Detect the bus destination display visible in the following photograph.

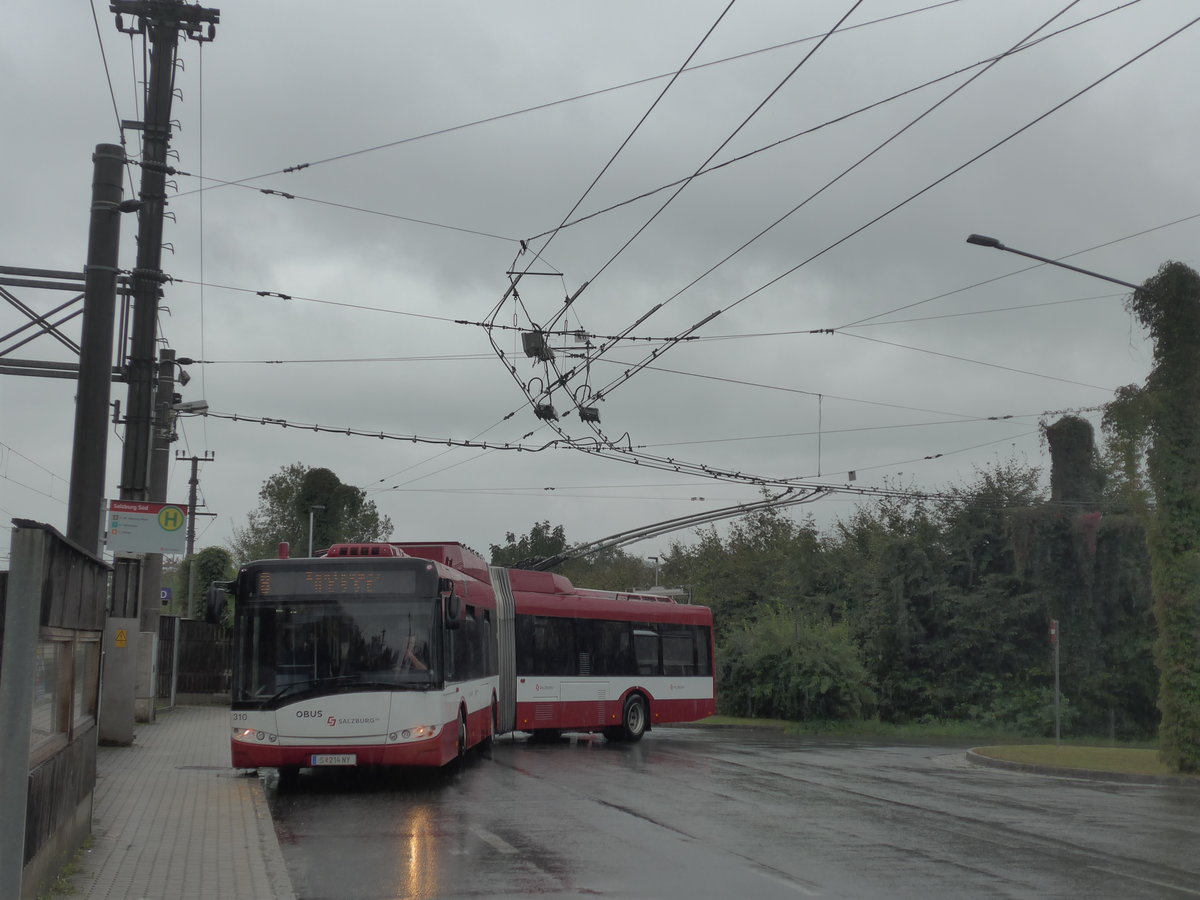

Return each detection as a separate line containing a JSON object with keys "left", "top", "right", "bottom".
{"left": 256, "top": 568, "right": 417, "bottom": 597}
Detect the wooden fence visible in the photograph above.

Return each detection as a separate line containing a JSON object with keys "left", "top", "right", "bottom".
{"left": 0, "top": 521, "right": 108, "bottom": 900}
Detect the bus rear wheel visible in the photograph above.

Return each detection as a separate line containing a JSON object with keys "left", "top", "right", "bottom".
{"left": 609, "top": 694, "right": 647, "bottom": 742}
{"left": 456, "top": 710, "right": 468, "bottom": 766}
{"left": 481, "top": 695, "right": 498, "bottom": 750}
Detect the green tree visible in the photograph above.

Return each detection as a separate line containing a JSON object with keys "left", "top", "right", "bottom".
{"left": 1101, "top": 383, "right": 1154, "bottom": 513}
{"left": 1105, "top": 261, "right": 1200, "bottom": 771}
{"left": 663, "top": 504, "right": 823, "bottom": 643}
{"left": 824, "top": 493, "right": 949, "bottom": 721}
{"left": 489, "top": 521, "right": 568, "bottom": 568}
{"left": 559, "top": 546, "right": 656, "bottom": 593}
{"left": 820, "top": 462, "right": 1068, "bottom": 730}
{"left": 487, "top": 521, "right": 672, "bottom": 592}
{"left": 661, "top": 451, "right": 1157, "bottom": 738}
{"left": 926, "top": 461, "right": 1049, "bottom": 727}
{"left": 172, "top": 545, "right": 234, "bottom": 620}
{"left": 229, "top": 463, "right": 392, "bottom": 564}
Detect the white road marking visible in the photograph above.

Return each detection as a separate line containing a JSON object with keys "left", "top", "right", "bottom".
{"left": 1089, "top": 866, "right": 1200, "bottom": 896}
{"left": 472, "top": 827, "right": 518, "bottom": 855}
{"left": 759, "top": 869, "right": 821, "bottom": 896}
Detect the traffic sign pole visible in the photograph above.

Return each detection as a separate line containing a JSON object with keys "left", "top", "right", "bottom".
{"left": 1050, "top": 619, "right": 1061, "bottom": 746}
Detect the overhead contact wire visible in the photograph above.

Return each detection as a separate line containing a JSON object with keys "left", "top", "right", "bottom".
{"left": 584, "top": 6, "right": 1196, "bottom": 408}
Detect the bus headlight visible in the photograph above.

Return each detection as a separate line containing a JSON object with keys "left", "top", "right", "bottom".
{"left": 392, "top": 725, "right": 441, "bottom": 742}
{"left": 233, "top": 727, "right": 276, "bottom": 743}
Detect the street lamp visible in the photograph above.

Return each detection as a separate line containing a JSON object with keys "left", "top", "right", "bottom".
{"left": 965, "top": 234, "right": 1139, "bottom": 290}
{"left": 308, "top": 505, "right": 325, "bottom": 557}
{"left": 648, "top": 556, "right": 660, "bottom": 587}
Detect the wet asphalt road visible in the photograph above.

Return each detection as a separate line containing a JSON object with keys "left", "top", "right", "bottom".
{"left": 266, "top": 726, "right": 1200, "bottom": 899}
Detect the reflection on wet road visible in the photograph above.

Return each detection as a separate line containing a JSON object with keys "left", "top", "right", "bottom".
{"left": 267, "top": 727, "right": 1200, "bottom": 899}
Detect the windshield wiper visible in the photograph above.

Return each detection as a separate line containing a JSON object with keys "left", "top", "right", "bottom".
{"left": 264, "top": 674, "right": 354, "bottom": 704}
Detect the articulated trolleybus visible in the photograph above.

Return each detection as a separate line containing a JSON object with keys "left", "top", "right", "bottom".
{"left": 230, "top": 541, "right": 715, "bottom": 773}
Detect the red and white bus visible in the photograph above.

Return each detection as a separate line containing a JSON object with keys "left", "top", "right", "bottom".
{"left": 499, "top": 567, "right": 715, "bottom": 741}
{"left": 229, "top": 541, "right": 715, "bottom": 774}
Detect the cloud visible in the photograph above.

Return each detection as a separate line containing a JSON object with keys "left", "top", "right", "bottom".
{"left": 3, "top": 1, "right": 1196, "bottom": 568}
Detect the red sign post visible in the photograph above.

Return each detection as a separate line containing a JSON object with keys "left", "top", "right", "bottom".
{"left": 1050, "top": 618, "right": 1061, "bottom": 745}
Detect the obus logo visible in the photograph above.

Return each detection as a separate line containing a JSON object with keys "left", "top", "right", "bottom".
{"left": 534, "top": 682, "right": 555, "bottom": 692}
{"left": 296, "top": 710, "right": 323, "bottom": 718}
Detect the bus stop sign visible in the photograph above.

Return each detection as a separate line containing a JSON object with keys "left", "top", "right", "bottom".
{"left": 107, "top": 500, "right": 188, "bottom": 554}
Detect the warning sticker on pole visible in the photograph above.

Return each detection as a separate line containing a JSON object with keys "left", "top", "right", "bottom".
{"left": 107, "top": 500, "right": 188, "bottom": 554}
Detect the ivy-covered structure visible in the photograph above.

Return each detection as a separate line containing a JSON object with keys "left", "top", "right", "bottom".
{"left": 1106, "top": 261, "right": 1200, "bottom": 772}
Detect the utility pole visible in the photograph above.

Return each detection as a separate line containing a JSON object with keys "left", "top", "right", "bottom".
{"left": 66, "top": 144, "right": 128, "bottom": 554}
{"left": 179, "top": 450, "right": 215, "bottom": 558}
{"left": 178, "top": 450, "right": 215, "bottom": 616}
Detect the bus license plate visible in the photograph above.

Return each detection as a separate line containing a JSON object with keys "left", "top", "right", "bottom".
{"left": 310, "top": 754, "right": 356, "bottom": 766}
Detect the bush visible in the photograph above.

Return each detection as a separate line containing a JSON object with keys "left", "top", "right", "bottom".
{"left": 718, "top": 609, "right": 876, "bottom": 721}
{"left": 978, "top": 686, "right": 1075, "bottom": 737}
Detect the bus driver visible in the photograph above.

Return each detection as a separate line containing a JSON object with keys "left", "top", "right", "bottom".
{"left": 400, "top": 635, "right": 428, "bottom": 671}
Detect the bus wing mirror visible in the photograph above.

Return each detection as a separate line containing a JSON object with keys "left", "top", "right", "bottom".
{"left": 204, "top": 581, "right": 232, "bottom": 624}
{"left": 440, "top": 577, "right": 462, "bottom": 629}
{"left": 445, "top": 592, "right": 462, "bottom": 629}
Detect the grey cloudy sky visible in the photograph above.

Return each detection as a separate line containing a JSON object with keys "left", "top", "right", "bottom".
{"left": 3, "top": 0, "right": 1198, "bottom": 568}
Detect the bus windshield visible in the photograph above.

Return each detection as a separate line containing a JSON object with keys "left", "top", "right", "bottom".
{"left": 233, "top": 596, "right": 439, "bottom": 706}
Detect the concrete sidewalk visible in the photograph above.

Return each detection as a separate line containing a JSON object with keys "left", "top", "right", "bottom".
{"left": 72, "top": 705, "right": 296, "bottom": 900}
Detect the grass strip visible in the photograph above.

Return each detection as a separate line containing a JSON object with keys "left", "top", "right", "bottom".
{"left": 971, "top": 745, "right": 1192, "bottom": 777}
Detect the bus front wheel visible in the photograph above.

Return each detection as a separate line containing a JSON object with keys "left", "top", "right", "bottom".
{"left": 456, "top": 710, "right": 468, "bottom": 767}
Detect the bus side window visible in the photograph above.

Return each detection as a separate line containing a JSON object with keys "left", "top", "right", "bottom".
{"left": 662, "top": 632, "right": 694, "bottom": 676}
{"left": 696, "top": 625, "right": 713, "bottom": 676}
{"left": 454, "top": 605, "right": 478, "bottom": 681}
{"left": 596, "top": 620, "right": 632, "bottom": 676}
{"left": 531, "top": 616, "right": 573, "bottom": 676}
{"left": 482, "top": 609, "right": 496, "bottom": 677}
{"left": 633, "top": 628, "right": 659, "bottom": 676}
{"left": 574, "top": 619, "right": 594, "bottom": 677}
{"left": 515, "top": 614, "right": 533, "bottom": 673}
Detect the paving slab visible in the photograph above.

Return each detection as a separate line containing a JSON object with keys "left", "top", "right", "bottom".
{"left": 73, "top": 705, "right": 295, "bottom": 900}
